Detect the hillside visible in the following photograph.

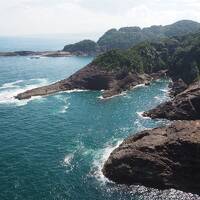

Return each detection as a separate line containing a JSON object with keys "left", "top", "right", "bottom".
{"left": 16, "top": 31, "right": 200, "bottom": 100}
{"left": 63, "top": 20, "right": 200, "bottom": 55}
{"left": 93, "top": 31, "right": 200, "bottom": 84}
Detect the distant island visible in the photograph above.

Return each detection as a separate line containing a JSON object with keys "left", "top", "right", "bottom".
{"left": 1, "top": 20, "right": 200, "bottom": 58}
{"left": 63, "top": 20, "right": 200, "bottom": 55}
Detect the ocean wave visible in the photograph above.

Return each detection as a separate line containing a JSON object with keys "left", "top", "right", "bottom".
{"left": 91, "top": 139, "right": 122, "bottom": 184}
{"left": 134, "top": 119, "right": 146, "bottom": 132}
{"left": 54, "top": 95, "right": 71, "bottom": 113}
{"left": 0, "top": 80, "right": 24, "bottom": 89}
{"left": 63, "top": 153, "right": 74, "bottom": 167}
{"left": 160, "top": 88, "right": 169, "bottom": 93}
{"left": 0, "top": 78, "right": 48, "bottom": 106}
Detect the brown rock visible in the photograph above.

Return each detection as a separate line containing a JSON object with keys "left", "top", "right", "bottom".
{"left": 102, "top": 120, "right": 200, "bottom": 195}
{"left": 15, "top": 64, "right": 152, "bottom": 100}
{"left": 143, "top": 81, "right": 200, "bottom": 120}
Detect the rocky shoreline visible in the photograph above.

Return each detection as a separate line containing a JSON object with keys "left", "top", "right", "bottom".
{"left": 16, "top": 64, "right": 166, "bottom": 100}
{"left": 102, "top": 80, "right": 200, "bottom": 195}
{"left": 103, "top": 120, "right": 200, "bottom": 195}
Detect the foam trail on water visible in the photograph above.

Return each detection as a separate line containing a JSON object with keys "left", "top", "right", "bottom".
{"left": 91, "top": 140, "right": 122, "bottom": 184}
{"left": 0, "top": 80, "right": 24, "bottom": 89}
{"left": 54, "top": 95, "right": 71, "bottom": 113}
{"left": 62, "top": 89, "right": 88, "bottom": 94}
{"left": 63, "top": 153, "right": 74, "bottom": 167}
{"left": 98, "top": 91, "right": 127, "bottom": 100}
{"left": 0, "top": 78, "right": 49, "bottom": 106}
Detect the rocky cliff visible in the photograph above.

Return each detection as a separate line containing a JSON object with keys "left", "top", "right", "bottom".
{"left": 103, "top": 120, "right": 200, "bottom": 195}
{"left": 16, "top": 64, "right": 152, "bottom": 100}
{"left": 144, "top": 81, "right": 200, "bottom": 120}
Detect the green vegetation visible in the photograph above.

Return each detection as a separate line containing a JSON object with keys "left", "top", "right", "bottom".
{"left": 93, "top": 32, "right": 200, "bottom": 84}
{"left": 63, "top": 20, "right": 200, "bottom": 55}
{"left": 63, "top": 40, "right": 98, "bottom": 55}
{"left": 97, "top": 20, "right": 200, "bottom": 52}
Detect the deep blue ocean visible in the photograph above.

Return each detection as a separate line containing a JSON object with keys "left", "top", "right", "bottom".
{"left": 0, "top": 38, "right": 198, "bottom": 200}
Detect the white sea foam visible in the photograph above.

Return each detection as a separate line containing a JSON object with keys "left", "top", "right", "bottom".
{"left": 0, "top": 80, "right": 24, "bottom": 89}
{"left": 63, "top": 153, "right": 74, "bottom": 167}
{"left": 98, "top": 91, "right": 127, "bottom": 100}
{"left": 160, "top": 88, "right": 169, "bottom": 93}
{"left": 92, "top": 140, "right": 122, "bottom": 184}
{"left": 62, "top": 89, "right": 88, "bottom": 94}
{"left": 59, "top": 104, "right": 70, "bottom": 113}
{"left": 98, "top": 84, "right": 145, "bottom": 100}
{"left": 131, "top": 83, "right": 146, "bottom": 89}
{"left": 136, "top": 111, "right": 150, "bottom": 119}
{"left": 55, "top": 95, "right": 71, "bottom": 113}
{"left": 0, "top": 78, "right": 48, "bottom": 106}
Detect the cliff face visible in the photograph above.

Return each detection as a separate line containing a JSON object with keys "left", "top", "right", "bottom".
{"left": 103, "top": 120, "right": 200, "bottom": 195}
{"left": 144, "top": 81, "right": 200, "bottom": 120}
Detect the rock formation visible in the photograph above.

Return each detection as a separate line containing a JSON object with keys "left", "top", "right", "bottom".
{"left": 16, "top": 64, "right": 153, "bottom": 100}
{"left": 144, "top": 81, "right": 200, "bottom": 120}
{"left": 103, "top": 120, "right": 200, "bottom": 195}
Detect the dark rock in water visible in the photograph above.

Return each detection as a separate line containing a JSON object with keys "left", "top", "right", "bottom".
{"left": 144, "top": 81, "right": 200, "bottom": 120}
{"left": 169, "top": 79, "right": 188, "bottom": 97}
{"left": 102, "top": 120, "right": 200, "bottom": 195}
{"left": 15, "top": 64, "right": 153, "bottom": 100}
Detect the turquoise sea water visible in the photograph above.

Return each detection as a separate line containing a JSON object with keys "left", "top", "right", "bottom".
{"left": 0, "top": 39, "right": 198, "bottom": 200}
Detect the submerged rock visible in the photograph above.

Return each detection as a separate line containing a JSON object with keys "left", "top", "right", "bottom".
{"left": 143, "top": 81, "right": 200, "bottom": 120}
{"left": 102, "top": 120, "right": 200, "bottom": 195}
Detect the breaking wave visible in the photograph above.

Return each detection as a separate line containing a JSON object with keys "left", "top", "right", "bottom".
{"left": 91, "top": 139, "right": 122, "bottom": 184}
{"left": 0, "top": 78, "right": 49, "bottom": 106}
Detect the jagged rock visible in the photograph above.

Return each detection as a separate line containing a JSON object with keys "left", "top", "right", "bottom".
{"left": 169, "top": 79, "right": 188, "bottom": 97}
{"left": 103, "top": 120, "right": 200, "bottom": 195}
{"left": 143, "top": 81, "right": 200, "bottom": 120}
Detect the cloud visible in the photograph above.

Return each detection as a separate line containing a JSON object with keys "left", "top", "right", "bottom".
{"left": 0, "top": 0, "right": 200, "bottom": 36}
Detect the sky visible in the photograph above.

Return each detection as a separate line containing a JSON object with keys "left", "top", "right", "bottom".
{"left": 0, "top": 0, "right": 200, "bottom": 37}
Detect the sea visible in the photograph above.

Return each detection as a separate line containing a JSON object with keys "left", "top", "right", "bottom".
{"left": 0, "top": 37, "right": 199, "bottom": 200}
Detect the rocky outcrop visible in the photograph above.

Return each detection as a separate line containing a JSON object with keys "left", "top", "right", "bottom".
{"left": 143, "top": 81, "right": 200, "bottom": 120}
{"left": 15, "top": 64, "right": 153, "bottom": 100}
{"left": 103, "top": 120, "right": 200, "bottom": 195}
{"left": 168, "top": 79, "right": 188, "bottom": 97}
{"left": 0, "top": 51, "right": 71, "bottom": 57}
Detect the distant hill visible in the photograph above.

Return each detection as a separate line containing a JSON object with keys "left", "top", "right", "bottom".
{"left": 93, "top": 31, "right": 200, "bottom": 84}
{"left": 63, "top": 20, "right": 200, "bottom": 55}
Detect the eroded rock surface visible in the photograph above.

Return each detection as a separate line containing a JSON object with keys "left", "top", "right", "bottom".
{"left": 144, "top": 81, "right": 200, "bottom": 120}
{"left": 103, "top": 120, "right": 200, "bottom": 195}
